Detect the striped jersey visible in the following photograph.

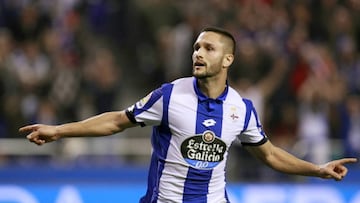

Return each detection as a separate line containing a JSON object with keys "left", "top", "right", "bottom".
{"left": 126, "top": 77, "right": 267, "bottom": 203}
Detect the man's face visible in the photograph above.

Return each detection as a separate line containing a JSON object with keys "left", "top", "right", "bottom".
{"left": 192, "top": 31, "right": 228, "bottom": 79}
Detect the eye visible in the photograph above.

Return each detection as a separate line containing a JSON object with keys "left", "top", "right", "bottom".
{"left": 193, "top": 44, "right": 200, "bottom": 51}
{"left": 206, "top": 45, "right": 214, "bottom": 51}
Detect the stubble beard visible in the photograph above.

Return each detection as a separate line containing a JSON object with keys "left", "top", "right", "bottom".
{"left": 193, "top": 69, "right": 207, "bottom": 79}
{"left": 193, "top": 63, "right": 222, "bottom": 80}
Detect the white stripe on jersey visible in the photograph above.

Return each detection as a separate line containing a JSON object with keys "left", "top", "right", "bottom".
{"left": 128, "top": 77, "right": 267, "bottom": 203}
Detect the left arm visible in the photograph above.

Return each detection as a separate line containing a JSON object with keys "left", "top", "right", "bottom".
{"left": 245, "top": 140, "right": 357, "bottom": 181}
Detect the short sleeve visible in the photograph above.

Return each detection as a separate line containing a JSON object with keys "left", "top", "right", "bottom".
{"left": 126, "top": 85, "right": 164, "bottom": 127}
{"left": 238, "top": 99, "right": 268, "bottom": 146}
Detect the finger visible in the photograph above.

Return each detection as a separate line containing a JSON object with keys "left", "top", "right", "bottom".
{"left": 332, "top": 173, "right": 342, "bottom": 181}
{"left": 324, "top": 168, "right": 342, "bottom": 181}
{"left": 27, "top": 132, "right": 45, "bottom": 145}
{"left": 337, "top": 158, "right": 358, "bottom": 165}
{"left": 19, "top": 125, "right": 38, "bottom": 133}
{"left": 27, "top": 134, "right": 39, "bottom": 143}
{"left": 35, "top": 140, "right": 45, "bottom": 146}
{"left": 26, "top": 131, "right": 39, "bottom": 140}
{"left": 335, "top": 165, "right": 348, "bottom": 176}
{"left": 29, "top": 136, "right": 45, "bottom": 145}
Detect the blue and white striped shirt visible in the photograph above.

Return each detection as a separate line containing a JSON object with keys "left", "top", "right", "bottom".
{"left": 126, "top": 77, "right": 267, "bottom": 203}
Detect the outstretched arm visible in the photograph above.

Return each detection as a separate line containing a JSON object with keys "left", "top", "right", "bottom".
{"left": 19, "top": 111, "right": 137, "bottom": 145}
{"left": 245, "top": 140, "right": 357, "bottom": 181}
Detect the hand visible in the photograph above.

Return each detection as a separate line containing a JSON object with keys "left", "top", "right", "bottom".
{"left": 19, "top": 124, "right": 60, "bottom": 145}
{"left": 318, "top": 158, "right": 358, "bottom": 181}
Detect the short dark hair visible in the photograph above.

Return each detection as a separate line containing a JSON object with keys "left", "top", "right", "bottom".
{"left": 201, "top": 27, "right": 236, "bottom": 55}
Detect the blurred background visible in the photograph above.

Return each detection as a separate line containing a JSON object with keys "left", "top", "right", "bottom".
{"left": 0, "top": 0, "right": 359, "bottom": 202}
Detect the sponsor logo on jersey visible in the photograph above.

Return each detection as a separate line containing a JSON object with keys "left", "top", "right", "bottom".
{"left": 202, "top": 119, "right": 216, "bottom": 127}
{"left": 180, "top": 130, "right": 227, "bottom": 169}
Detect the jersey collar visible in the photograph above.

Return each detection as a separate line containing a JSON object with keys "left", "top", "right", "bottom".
{"left": 192, "top": 77, "right": 228, "bottom": 103}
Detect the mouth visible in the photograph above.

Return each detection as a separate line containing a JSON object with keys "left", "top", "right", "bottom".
{"left": 193, "top": 61, "right": 206, "bottom": 69}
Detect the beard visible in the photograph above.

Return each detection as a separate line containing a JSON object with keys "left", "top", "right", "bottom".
{"left": 192, "top": 68, "right": 208, "bottom": 79}
{"left": 192, "top": 62, "right": 222, "bottom": 79}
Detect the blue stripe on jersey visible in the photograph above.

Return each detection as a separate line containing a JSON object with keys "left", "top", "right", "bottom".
{"left": 140, "top": 83, "right": 174, "bottom": 203}
{"left": 241, "top": 98, "right": 253, "bottom": 134}
{"left": 240, "top": 98, "right": 268, "bottom": 146}
{"left": 139, "top": 152, "right": 160, "bottom": 203}
{"left": 251, "top": 103, "right": 266, "bottom": 137}
{"left": 183, "top": 80, "right": 225, "bottom": 203}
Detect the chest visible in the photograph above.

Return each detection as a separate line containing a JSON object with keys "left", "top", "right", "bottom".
{"left": 166, "top": 93, "right": 245, "bottom": 146}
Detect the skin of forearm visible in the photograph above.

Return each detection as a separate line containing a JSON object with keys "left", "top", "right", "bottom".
{"left": 56, "top": 111, "right": 125, "bottom": 138}
{"left": 264, "top": 145, "right": 321, "bottom": 177}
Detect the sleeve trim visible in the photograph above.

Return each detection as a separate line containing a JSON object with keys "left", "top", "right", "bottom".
{"left": 125, "top": 109, "right": 145, "bottom": 127}
{"left": 241, "top": 137, "right": 268, "bottom": 146}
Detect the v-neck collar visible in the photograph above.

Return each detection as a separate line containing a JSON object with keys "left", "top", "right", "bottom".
{"left": 192, "top": 77, "right": 228, "bottom": 103}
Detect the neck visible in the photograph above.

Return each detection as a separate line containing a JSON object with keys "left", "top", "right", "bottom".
{"left": 196, "top": 75, "right": 227, "bottom": 99}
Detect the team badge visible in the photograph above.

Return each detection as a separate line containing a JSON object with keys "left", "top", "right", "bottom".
{"left": 202, "top": 130, "right": 215, "bottom": 143}
{"left": 229, "top": 106, "right": 239, "bottom": 121}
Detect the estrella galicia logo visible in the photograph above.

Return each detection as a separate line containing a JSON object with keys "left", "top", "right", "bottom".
{"left": 180, "top": 130, "right": 227, "bottom": 170}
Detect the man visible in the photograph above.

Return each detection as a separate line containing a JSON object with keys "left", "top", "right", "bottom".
{"left": 20, "top": 27, "right": 357, "bottom": 203}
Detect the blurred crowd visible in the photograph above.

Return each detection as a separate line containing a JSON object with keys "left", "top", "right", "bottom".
{"left": 0, "top": 0, "right": 359, "bottom": 180}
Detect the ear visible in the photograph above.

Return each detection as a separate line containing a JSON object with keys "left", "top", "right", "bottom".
{"left": 223, "top": 54, "right": 234, "bottom": 68}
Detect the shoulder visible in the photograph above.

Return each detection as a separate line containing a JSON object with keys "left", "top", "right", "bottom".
{"left": 226, "top": 85, "right": 245, "bottom": 102}
{"left": 170, "top": 77, "right": 193, "bottom": 85}
{"left": 153, "top": 77, "right": 193, "bottom": 99}
{"left": 166, "top": 77, "right": 194, "bottom": 92}
{"left": 157, "top": 77, "right": 192, "bottom": 90}
{"left": 225, "top": 85, "right": 256, "bottom": 115}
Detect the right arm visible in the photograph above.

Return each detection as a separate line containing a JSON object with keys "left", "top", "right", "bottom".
{"left": 245, "top": 140, "right": 357, "bottom": 181}
{"left": 19, "top": 110, "right": 137, "bottom": 145}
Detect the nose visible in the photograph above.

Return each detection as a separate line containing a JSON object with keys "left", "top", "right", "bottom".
{"left": 193, "top": 48, "right": 204, "bottom": 60}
